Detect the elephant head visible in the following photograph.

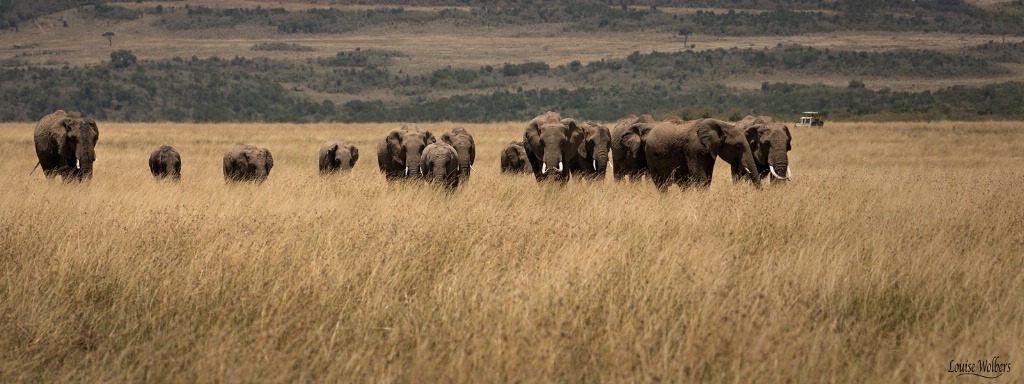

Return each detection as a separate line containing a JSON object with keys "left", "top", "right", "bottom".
{"left": 523, "top": 112, "right": 585, "bottom": 182}
{"left": 319, "top": 141, "right": 359, "bottom": 175}
{"left": 737, "top": 116, "right": 793, "bottom": 183}
{"left": 574, "top": 122, "right": 611, "bottom": 179}
{"left": 500, "top": 141, "right": 530, "bottom": 173}
{"left": 611, "top": 114, "right": 655, "bottom": 181}
{"left": 696, "top": 119, "right": 761, "bottom": 188}
{"left": 440, "top": 127, "right": 475, "bottom": 181}
{"left": 33, "top": 110, "right": 99, "bottom": 182}
{"left": 420, "top": 142, "right": 460, "bottom": 189}
{"left": 378, "top": 124, "right": 436, "bottom": 179}
{"left": 223, "top": 144, "right": 273, "bottom": 183}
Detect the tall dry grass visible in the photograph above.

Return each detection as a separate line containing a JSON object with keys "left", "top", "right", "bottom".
{"left": 1, "top": 121, "right": 1021, "bottom": 382}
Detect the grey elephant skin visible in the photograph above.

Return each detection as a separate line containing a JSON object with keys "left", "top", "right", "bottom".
{"left": 420, "top": 142, "right": 460, "bottom": 190}
{"left": 645, "top": 118, "right": 761, "bottom": 190}
{"left": 499, "top": 141, "right": 530, "bottom": 173}
{"left": 610, "top": 114, "right": 656, "bottom": 181}
{"left": 33, "top": 110, "right": 99, "bottom": 182}
{"left": 319, "top": 141, "right": 359, "bottom": 175}
{"left": 440, "top": 127, "right": 475, "bottom": 182}
{"left": 522, "top": 111, "right": 586, "bottom": 182}
{"left": 734, "top": 115, "right": 793, "bottom": 183}
{"left": 149, "top": 145, "right": 181, "bottom": 181}
{"left": 571, "top": 121, "right": 611, "bottom": 180}
{"left": 223, "top": 144, "right": 274, "bottom": 183}
{"left": 377, "top": 124, "right": 436, "bottom": 180}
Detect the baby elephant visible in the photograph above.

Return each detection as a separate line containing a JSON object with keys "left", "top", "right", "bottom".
{"left": 500, "top": 141, "right": 530, "bottom": 173}
{"left": 223, "top": 144, "right": 273, "bottom": 183}
{"left": 318, "top": 141, "right": 359, "bottom": 175}
{"left": 420, "top": 142, "right": 460, "bottom": 189}
{"left": 149, "top": 145, "right": 181, "bottom": 181}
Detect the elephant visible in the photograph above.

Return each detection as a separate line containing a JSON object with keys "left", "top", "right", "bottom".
{"left": 570, "top": 121, "right": 612, "bottom": 180}
{"left": 522, "top": 111, "right": 586, "bottom": 182}
{"left": 420, "top": 142, "right": 460, "bottom": 190}
{"left": 645, "top": 118, "right": 761, "bottom": 190}
{"left": 149, "top": 145, "right": 181, "bottom": 181}
{"left": 223, "top": 144, "right": 274, "bottom": 183}
{"left": 500, "top": 141, "right": 531, "bottom": 173}
{"left": 377, "top": 124, "right": 436, "bottom": 180}
{"left": 319, "top": 141, "right": 359, "bottom": 175}
{"left": 610, "top": 114, "right": 656, "bottom": 181}
{"left": 440, "top": 127, "right": 475, "bottom": 182}
{"left": 32, "top": 110, "right": 99, "bottom": 182}
{"left": 733, "top": 115, "right": 793, "bottom": 183}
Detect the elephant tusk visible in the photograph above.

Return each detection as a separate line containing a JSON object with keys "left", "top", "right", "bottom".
{"left": 744, "top": 167, "right": 751, "bottom": 175}
{"left": 470, "top": 165, "right": 475, "bottom": 171}
{"left": 593, "top": 159, "right": 597, "bottom": 171}
{"left": 76, "top": 159, "right": 80, "bottom": 169}
{"left": 542, "top": 163, "right": 548, "bottom": 174}
{"left": 786, "top": 166, "right": 792, "bottom": 180}
{"left": 769, "top": 165, "right": 790, "bottom": 180}
{"left": 405, "top": 166, "right": 409, "bottom": 176}
{"left": 557, "top": 161, "right": 563, "bottom": 172}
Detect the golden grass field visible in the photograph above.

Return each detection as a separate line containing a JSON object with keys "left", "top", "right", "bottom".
{"left": 1, "top": 120, "right": 1021, "bottom": 382}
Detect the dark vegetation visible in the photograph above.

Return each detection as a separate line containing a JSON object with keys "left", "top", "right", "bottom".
{"left": 3, "top": 43, "right": 1023, "bottom": 123}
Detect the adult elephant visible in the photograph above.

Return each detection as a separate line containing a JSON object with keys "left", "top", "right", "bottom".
{"left": 522, "top": 111, "right": 585, "bottom": 182}
{"left": 734, "top": 115, "right": 793, "bottom": 183}
{"left": 440, "top": 127, "right": 475, "bottom": 182}
{"left": 223, "top": 144, "right": 274, "bottom": 183}
{"left": 319, "top": 141, "right": 359, "bottom": 175}
{"left": 571, "top": 122, "right": 611, "bottom": 180}
{"left": 377, "top": 124, "right": 436, "bottom": 180}
{"left": 610, "top": 114, "right": 656, "bottom": 181}
{"left": 32, "top": 110, "right": 99, "bottom": 182}
{"left": 420, "top": 142, "right": 460, "bottom": 190}
{"left": 500, "top": 141, "right": 530, "bottom": 173}
{"left": 149, "top": 145, "right": 181, "bottom": 181}
{"left": 645, "top": 118, "right": 761, "bottom": 190}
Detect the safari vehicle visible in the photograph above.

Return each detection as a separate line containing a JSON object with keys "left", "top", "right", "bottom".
{"left": 796, "top": 112, "right": 825, "bottom": 127}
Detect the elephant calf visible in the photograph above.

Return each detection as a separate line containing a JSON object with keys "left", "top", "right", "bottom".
{"left": 319, "top": 141, "right": 359, "bottom": 175}
{"left": 420, "top": 142, "right": 460, "bottom": 190}
{"left": 223, "top": 144, "right": 273, "bottom": 183}
{"left": 149, "top": 145, "right": 181, "bottom": 181}
{"left": 440, "top": 127, "right": 475, "bottom": 182}
{"left": 500, "top": 141, "right": 530, "bottom": 173}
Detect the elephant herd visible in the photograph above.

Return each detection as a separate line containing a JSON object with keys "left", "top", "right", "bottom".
{"left": 31, "top": 110, "right": 792, "bottom": 189}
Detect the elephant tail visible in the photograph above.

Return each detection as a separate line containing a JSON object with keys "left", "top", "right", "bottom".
{"left": 29, "top": 162, "right": 40, "bottom": 176}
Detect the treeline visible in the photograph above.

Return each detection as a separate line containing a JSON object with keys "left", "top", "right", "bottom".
{"left": 74, "top": 1, "right": 1024, "bottom": 36}
{"left": 2, "top": 51, "right": 1023, "bottom": 123}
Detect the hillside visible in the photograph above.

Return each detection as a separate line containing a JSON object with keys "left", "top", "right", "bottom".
{"left": 2, "top": 0, "right": 1024, "bottom": 122}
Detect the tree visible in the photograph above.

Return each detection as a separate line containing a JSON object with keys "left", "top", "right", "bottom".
{"left": 110, "top": 50, "right": 137, "bottom": 69}
{"left": 102, "top": 31, "right": 115, "bottom": 46}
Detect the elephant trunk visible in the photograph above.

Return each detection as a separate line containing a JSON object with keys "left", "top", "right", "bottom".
{"left": 767, "top": 149, "right": 790, "bottom": 183}
{"left": 540, "top": 148, "right": 566, "bottom": 179}
{"left": 594, "top": 148, "right": 610, "bottom": 175}
{"left": 77, "top": 147, "right": 95, "bottom": 180}
{"left": 432, "top": 163, "right": 447, "bottom": 184}
{"left": 458, "top": 154, "right": 471, "bottom": 180}
{"left": 742, "top": 155, "right": 761, "bottom": 188}
{"left": 337, "top": 154, "right": 352, "bottom": 171}
{"left": 406, "top": 153, "right": 422, "bottom": 178}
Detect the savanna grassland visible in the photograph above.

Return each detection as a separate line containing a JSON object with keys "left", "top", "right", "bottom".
{"left": 1, "top": 120, "right": 1022, "bottom": 382}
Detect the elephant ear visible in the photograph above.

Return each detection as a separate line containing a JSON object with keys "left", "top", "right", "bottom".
{"left": 424, "top": 131, "right": 437, "bottom": 145}
{"left": 85, "top": 118, "right": 98, "bottom": 142}
{"left": 56, "top": 117, "right": 76, "bottom": 159}
{"left": 440, "top": 132, "right": 453, "bottom": 145}
{"left": 697, "top": 120, "right": 725, "bottom": 158}
{"left": 745, "top": 124, "right": 765, "bottom": 150}
{"left": 784, "top": 125, "right": 792, "bottom": 151}
{"left": 263, "top": 149, "right": 274, "bottom": 172}
{"left": 349, "top": 145, "right": 359, "bottom": 166}
{"left": 563, "top": 118, "right": 585, "bottom": 149}
{"left": 524, "top": 119, "right": 542, "bottom": 148}
{"left": 468, "top": 137, "right": 476, "bottom": 164}
{"left": 387, "top": 129, "right": 403, "bottom": 160}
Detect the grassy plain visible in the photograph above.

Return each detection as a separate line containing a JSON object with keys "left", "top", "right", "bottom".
{"left": 0, "top": 120, "right": 1021, "bottom": 382}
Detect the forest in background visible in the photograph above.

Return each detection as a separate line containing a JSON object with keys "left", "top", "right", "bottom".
{"left": 2, "top": 0, "right": 1024, "bottom": 122}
